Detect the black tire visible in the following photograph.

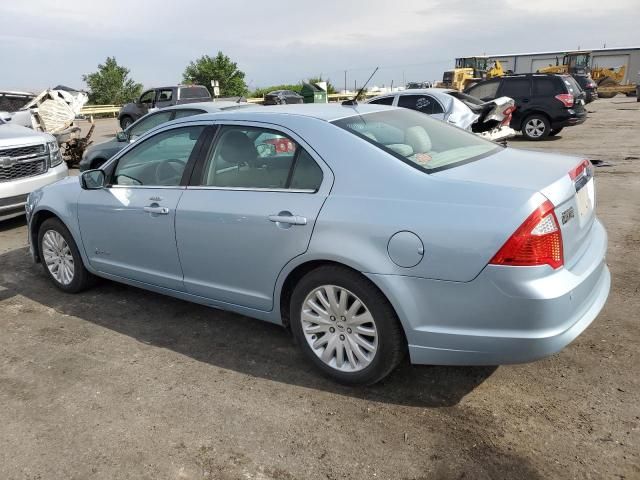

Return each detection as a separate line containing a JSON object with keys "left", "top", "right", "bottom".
{"left": 119, "top": 116, "right": 134, "bottom": 130}
{"left": 290, "top": 266, "right": 405, "bottom": 385}
{"left": 38, "top": 218, "right": 95, "bottom": 293}
{"left": 549, "top": 127, "right": 563, "bottom": 137}
{"left": 521, "top": 114, "right": 551, "bottom": 141}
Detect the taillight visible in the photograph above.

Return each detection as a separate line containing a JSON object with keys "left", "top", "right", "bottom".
{"left": 501, "top": 106, "right": 516, "bottom": 126}
{"left": 568, "top": 159, "right": 592, "bottom": 181}
{"left": 489, "top": 199, "right": 563, "bottom": 269}
{"left": 555, "top": 93, "right": 574, "bottom": 107}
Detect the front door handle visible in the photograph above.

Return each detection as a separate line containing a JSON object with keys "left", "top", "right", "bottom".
{"left": 268, "top": 213, "right": 307, "bottom": 225}
{"left": 144, "top": 205, "right": 170, "bottom": 215}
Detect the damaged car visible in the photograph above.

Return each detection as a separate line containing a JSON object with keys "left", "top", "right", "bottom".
{"left": 367, "top": 88, "right": 516, "bottom": 142}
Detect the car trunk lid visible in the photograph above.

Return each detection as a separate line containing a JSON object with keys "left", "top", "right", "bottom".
{"left": 434, "top": 148, "right": 596, "bottom": 270}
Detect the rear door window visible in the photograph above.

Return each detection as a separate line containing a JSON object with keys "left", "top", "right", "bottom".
{"left": 398, "top": 95, "right": 444, "bottom": 115}
{"left": 499, "top": 78, "right": 531, "bottom": 98}
{"left": 533, "top": 77, "right": 562, "bottom": 96}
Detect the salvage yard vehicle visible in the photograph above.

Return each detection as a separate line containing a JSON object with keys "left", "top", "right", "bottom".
{"left": 263, "top": 90, "right": 304, "bottom": 105}
{"left": 1, "top": 88, "right": 93, "bottom": 167}
{"left": 465, "top": 74, "right": 587, "bottom": 140}
{"left": 574, "top": 74, "right": 598, "bottom": 103}
{"left": 367, "top": 88, "right": 516, "bottom": 142}
{"left": 26, "top": 104, "right": 610, "bottom": 385}
{"left": 80, "top": 101, "right": 256, "bottom": 171}
{"left": 0, "top": 116, "right": 67, "bottom": 221}
{"left": 440, "top": 56, "right": 505, "bottom": 91}
{"left": 117, "top": 85, "right": 212, "bottom": 130}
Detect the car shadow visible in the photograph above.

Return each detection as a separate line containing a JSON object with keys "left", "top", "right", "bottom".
{"left": 508, "top": 135, "right": 562, "bottom": 143}
{"left": 0, "top": 215, "right": 26, "bottom": 232}
{"left": 0, "top": 247, "right": 496, "bottom": 408}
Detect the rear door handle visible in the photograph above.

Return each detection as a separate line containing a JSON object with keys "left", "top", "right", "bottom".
{"left": 268, "top": 214, "right": 307, "bottom": 225}
{"left": 144, "top": 206, "right": 170, "bottom": 215}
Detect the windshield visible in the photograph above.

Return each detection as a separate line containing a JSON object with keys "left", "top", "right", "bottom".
{"left": 332, "top": 109, "right": 500, "bottom": 173}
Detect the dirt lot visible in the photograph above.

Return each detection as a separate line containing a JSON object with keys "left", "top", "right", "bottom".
{"left": 1, "top": 98, "right": 639, "bottom": 480}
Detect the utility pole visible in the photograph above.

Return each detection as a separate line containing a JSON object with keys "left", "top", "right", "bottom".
{"left": 344, "top": 70, "right": 347, "bottom": 93}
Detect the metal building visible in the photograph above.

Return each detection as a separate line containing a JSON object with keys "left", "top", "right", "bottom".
{"left": 488, "top": 46, "right": 640, "bottom": 83}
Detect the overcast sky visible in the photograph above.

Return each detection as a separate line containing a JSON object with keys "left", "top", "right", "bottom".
{"left": 1, "top": 0, "right": 638, "bottom": 93}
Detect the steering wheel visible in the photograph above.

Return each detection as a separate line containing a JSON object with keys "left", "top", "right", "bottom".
{"left": 154, "top": 159, "right": 185, "bottom": 185}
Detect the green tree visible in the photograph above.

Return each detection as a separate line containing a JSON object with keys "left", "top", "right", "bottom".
{"left": 183, "top": 52, "right": 247, "bottom": 97}
{"left": 82, "top": 57, "right": 142, "bottom": 105}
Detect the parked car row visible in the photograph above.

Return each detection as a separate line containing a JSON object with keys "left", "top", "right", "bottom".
{"left": 25, "top": 102, "right": 609, "bottom": 385}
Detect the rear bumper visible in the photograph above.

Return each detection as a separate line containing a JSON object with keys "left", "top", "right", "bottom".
{"left": 552, "top": 110, "right": 587, "bottom": 129}
{"left": 0, "top": 163, "right": 68, "bottom": 221}
{"left": 367, "top": 218, "right": 610, "bottom": 365}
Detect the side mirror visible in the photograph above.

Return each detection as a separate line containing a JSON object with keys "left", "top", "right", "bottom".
{"left": 116, "top": 131, "right": 128, "bottom": 142}
{"left": 80, "top": 169, "right": 106, "bottom": 190}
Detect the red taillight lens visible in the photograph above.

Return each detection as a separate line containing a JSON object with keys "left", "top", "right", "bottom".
{"left": 501, "top": 106, "right": 516, "bottom": 126}
{"left": 489, "top": 200, "right": 564, "bottom": 269}
{"left": 568, "top": 159, "right": 592, "bottom": 181}
{"left": 555, "top": 93, "right": 574, "bottom": 107}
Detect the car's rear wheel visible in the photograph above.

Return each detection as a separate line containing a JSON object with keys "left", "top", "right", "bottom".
{"left": 290, "top": 266, "right": 405, "bottom": 385}
{"left": 119, "top": 116, "right": 133, "bottom": 130}
{"left": 38, "top": 218, "right": 95, "bottom": 293}
{"left": 549, "top": 127, "right": 563, "bottom": 136}
{"left": 522, "top": 114, "right": 550, "bottom": 140}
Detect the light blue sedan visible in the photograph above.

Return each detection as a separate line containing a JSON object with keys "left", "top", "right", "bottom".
{"left": 25, "top": 104, "right": 610, "bottom": 385}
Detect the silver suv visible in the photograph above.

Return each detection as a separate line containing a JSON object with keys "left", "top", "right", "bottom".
{"left": 0, "top": 116, "right": 68, "bottom": 221}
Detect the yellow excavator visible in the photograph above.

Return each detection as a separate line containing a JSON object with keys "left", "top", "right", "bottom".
{"left": 537, "top": 51, "right": 635, "bottom": 98}
{"left": 440, "top": 57, "right": 505, "bottom": 91}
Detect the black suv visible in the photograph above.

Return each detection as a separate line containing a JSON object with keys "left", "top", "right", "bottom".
{"left": 465, "top": 74, "right": 587, "bottom": 140}
{"left": 117, "top": 85, "right": 211, "bottom": 129}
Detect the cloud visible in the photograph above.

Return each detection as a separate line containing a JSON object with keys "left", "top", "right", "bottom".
{"left": 0, "top": 0, "right": 637, "bottom": 92}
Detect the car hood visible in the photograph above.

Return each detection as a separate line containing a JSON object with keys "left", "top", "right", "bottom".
{"left": 0, "top": 123, "right": 53, "bottom": 147}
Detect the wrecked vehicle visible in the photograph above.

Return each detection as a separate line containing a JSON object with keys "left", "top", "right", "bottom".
{"left": 367, "top": 88, "right": 516, "bottom": 142}
{"left": 1, "top": 88, "right": 93, "bottom": 167}
{"left": 117, "top": 85, "right": 212, "bottom": 129}
{"left": 0, "top": 115, "right": 68, "bottom": 221}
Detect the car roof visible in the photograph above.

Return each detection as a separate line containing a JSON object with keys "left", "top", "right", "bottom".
{"left": 370, "top": 88, "right": 455, "bottom": 97}
{"left": 171, "top": 103, "right": 397, "bottom": 123}
{"left": 162, "top": 101, "right": 254, "bottom": 112}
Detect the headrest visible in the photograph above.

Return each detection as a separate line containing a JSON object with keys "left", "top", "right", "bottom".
{"left": 405, "top": 126, "right": 432, "bottom": 153}
{"left": 218, "top": 130, "right": 256, "bottom": 165}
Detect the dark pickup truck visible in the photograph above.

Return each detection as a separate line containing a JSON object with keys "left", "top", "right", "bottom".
{"left": 117, "top": 85, "right": 211, "bottom": 129}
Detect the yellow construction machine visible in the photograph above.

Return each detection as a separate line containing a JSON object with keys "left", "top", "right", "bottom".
{"left": 440, "top": 57, "right": 505, "bottom": 91}
{"left": 537, "top": 51, "right": 635, "bottom": 98}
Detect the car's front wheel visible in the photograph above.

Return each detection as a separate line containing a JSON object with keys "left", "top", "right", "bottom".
{"left": 522, "top": 114, "right": 551, "bottom": 140}
{"left": 290, "top": 266, "right": 405, "bottom": 385}
{"left": 38, "top": 218, "right": 95, "bottom": 293}
{"left": 119, "top": 116, "right": 134, "bottom": 130}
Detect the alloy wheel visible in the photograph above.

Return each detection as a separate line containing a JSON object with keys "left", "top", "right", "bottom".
{"left": 525, "top": 118, "right": 546, "bottom": 138}
{"left": 42, "top": 230, "right": 75, "bottom": 285}
{"left": 301, "top": 285, "right": 378, "bottom": 372}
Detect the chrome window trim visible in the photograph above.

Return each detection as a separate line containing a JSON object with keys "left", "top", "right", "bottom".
{"left": 108, "top": 185, "right": 186, "bottom": 190}
{"left": 185, "top": 185, "right": 316, "bottom": 194}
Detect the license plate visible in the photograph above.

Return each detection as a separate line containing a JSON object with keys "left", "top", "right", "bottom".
{"left": 576, "top": 178, "right": 594, "bottom": 220}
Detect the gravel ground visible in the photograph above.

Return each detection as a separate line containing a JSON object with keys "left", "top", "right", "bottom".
{"left": 0, "top": 98, "right": 638, "bottom": 480}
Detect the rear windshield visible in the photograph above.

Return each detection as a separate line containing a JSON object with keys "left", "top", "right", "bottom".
{"left": 179, "top": 86, "right": 211, "bottom": 99}
{"left": 446, "top": 90, "right": 484, "bottom": 106}
{"left": 562, "top": 76, "right": 583, "bottom": 95}
{"left": 332, "top": 109, "right": 500, "bottom": 173}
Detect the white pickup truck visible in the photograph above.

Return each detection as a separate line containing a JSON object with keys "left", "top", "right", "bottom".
{"left": 0, "top": 116, "right": 68, "bottom": 221}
